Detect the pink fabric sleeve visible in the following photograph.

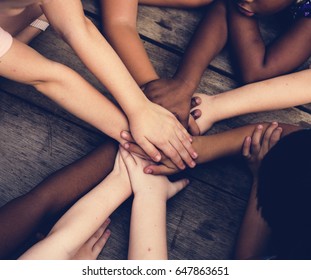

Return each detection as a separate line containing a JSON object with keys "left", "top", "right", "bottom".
{"left": 0, "top": 27, "right": 13, "bottom": 58}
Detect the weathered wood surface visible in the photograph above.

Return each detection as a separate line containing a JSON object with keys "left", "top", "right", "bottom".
{"left": 1, "top": 0, "right": 311, "bottom": 260}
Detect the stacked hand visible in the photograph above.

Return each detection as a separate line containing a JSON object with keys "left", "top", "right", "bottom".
{"left": 143, "top": 78, "right": 200, "bottom": 135}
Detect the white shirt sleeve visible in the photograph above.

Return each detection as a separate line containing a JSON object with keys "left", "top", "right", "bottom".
{"left": 0, "top": 27, "right": 13, "bottom": 58}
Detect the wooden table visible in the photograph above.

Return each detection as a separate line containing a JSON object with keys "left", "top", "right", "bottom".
{"left": 0, "top": 0, "right": 310, "bottom": 260}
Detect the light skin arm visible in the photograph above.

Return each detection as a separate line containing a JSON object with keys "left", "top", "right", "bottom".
{"left": 119, "top": 148, "right": 188, "bottom": 260}
{"left": 143, "top": 0, "right": 227, "bottom": 129}
{"left": 140, "top": 0, "right": 214, "bottom": 8}
{"left": 19, "top": 151, "right": 132, "bottom": 260}
{"left": 100, "top": 0, "right": 159, "bottom": 87}
{"left": 42, "top": 0, "right": 197, "bottom": 170}
{"left": 0, "top": 39, "right": 128, "bottom": 143}
{"left": 192, "top": 69, "right": 311, "bottom": 133}
{"left": 228, "top": 2, "right": 311, "bottom": 83}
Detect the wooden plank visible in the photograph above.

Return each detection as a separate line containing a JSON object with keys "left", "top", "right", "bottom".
{"left": 82, "top": 0, "right": 311, "bottom": 76}
{"left": 0, "top": 90, "right": 247, "bottom": 259}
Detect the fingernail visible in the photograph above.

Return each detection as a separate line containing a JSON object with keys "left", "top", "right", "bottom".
{"left": 155, "top": 155, "right": 161, "bottom": 162}
{"left": 145, "top": 169, "right": 152, "bottom": 174}
{"left": 257, "top": 125, "right": 263, "bottom": 129}
{"left": 192, "top": 152, "right": 198, "bottom": 159}
{"left": 190, "top": 161, "right": 196, "bottom": 168}
{"left": 124, "top": 143, "right": 129, "bottom": 149}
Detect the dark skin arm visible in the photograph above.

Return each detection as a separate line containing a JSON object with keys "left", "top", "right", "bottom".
{"left": 228, "top": 2, "right": 311, "bottom": 83}
{"left": 143, "top": 0, "right": 227, "bottom": 129}
{"left": 135, "top": 122, "right": 301, "bottom": 175}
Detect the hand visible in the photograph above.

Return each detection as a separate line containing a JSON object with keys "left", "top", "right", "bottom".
{"left": 242, "top": 122, "right": 282, "bottom": 177}
{"left": 121, "top": 130, "right": 180, "bottom": 175}
{"left": 119, "top": 147, "right": 189, "bottom": 200}
{"left": 143, "top": 78, "right": 200, "bottom": 135}
{"left": 127, "top": 100, "right": 198, "bottom": 170}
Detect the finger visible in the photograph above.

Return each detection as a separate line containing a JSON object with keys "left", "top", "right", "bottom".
{"left": 169, "top": 134, "right": 197, "bottom": 169}
{"left": 261, "top": 122, "right": 279, "bottom": 154}
{"left": 269, "top": 127, "right": 282, "bottom": 149}
{"left": 137, "top": 138, "right": 162, "bottom": 162}
{"left": 86, "top": 218, "right": 110, "bottom": 248}
{"left": 191, "top": 96, "right": 202, "bottom": 108}
{"left": 251, "top": 125, "right": 263, "bottom": 155}
{"left": 144, "top": 164, "right": 179, "bottom": 176}
{"left": 120, "top": 130, "right": 135, "bottom": 143}
{"left": 190, "top": 109, "right": 202, "bottom": 120}
{"left": 175, "top": 126, "right": 198, "bottom": 160}
{"left": 167, "top": 178, "right": 190, "bottom": 199}
{"left": 242, "top": 136, "right": 252, "bottom": 158}
{"left": 124, "top": 142, "right": 151, "bottom": 161}
{"left": 91, "top": 220, "right": 112, "bottom": 255}
{"left": 188, "top": 115, "right": 201, "bottom": 136}
{"left": 119, "top": 146, "right": 137, "bottom": 168}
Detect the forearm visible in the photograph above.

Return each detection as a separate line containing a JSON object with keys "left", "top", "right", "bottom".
{"left": 101, "top": 0, "right": 158, "bottom": 86}
{"left": 193, "top": 123, "right": 301, "bottom": 164}
{"left": 34, "top": 63, "right": 129, "bottom": 142}
{"left": 175, "top": 0, "right": 227, "bottom": 91}
{"left": 0, "top": 140, "right": 117, "bottom": 259}
{"left": 234, "top": 181, "right": 271, "bottom": 259}
{"left": 19, "top": 175, "right": 131, "bottom": 260}
{"left": 139, "top": 0, "right": 214, "bottom": 8}
{"left": 43, "top": 0, "right": 149, "bottom": 115}
{"left": 228, "top": 3, "right": 266, "bottom": 83}
{"left": 210, "top": 69, "right": 311, "bottom": 124}
{"left": 14, "top": 25, "right": 43, "bottom": 44}
{"left": 128, "top": 195, "right": 167, "bottom": 260}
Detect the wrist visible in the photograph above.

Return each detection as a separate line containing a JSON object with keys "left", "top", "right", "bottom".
{"left": 134, "top": 189, "right": 167, "bottom": 203}
{"left": 172, "top": 75, "right": 198, "bottom": 96}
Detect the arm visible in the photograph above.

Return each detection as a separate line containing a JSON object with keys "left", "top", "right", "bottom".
{"left": 15, "top": 15, "right": 49, "bottom": 44}
{"left": 0, "top": 39, "right": 128, "bottom": 143}
{"left": 19, "top": 151, "right": 132, "bottom": 260}
{"left": 228, "top": 2, "right": 311, "bottom": 83}
{"left": 100, "top": 0, "right": 159, "bottom": 87}
{"left": 142, "top": 122, "right": 302, "bottom": 175}
{"left": 234, "top": 123, "right": 282, "bottom": 259}
{"left": 143, "top": 0, "right": 227, "bottom": 128}
{"left": 119, "top": 148, "right": 188, "bottom": 259}
{"left": 192, "top": 69, "right": 311, "bottom": 133}
{"left": 42, "top": 0, "right": 197, "bottom": 170}
{"left": 139, "top": 0, "right": 214, "bottom": 8}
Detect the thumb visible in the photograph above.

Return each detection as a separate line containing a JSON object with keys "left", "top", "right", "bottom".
{"left": 167, "top": 178, "right": 189, "bottom": 199}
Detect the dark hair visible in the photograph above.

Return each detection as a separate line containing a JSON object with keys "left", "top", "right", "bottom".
{"left": 257, "top": 129, "right": 311, "bottom": 259}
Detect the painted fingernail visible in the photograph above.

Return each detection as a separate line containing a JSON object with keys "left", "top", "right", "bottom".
{"left": 145, "top": 169, "right": 152, "bottom": 174}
